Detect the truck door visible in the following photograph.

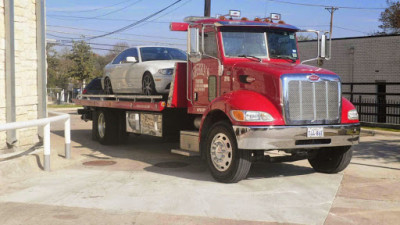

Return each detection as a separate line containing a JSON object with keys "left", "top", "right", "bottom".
{"left": 188, "top": 26, "right": 221, "bottom": 113}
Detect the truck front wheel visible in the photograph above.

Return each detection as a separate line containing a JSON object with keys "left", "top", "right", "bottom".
{"left": 308, "top": 146, "right": 352, "bottom": 173}
{"left": 205, "top": 121, "right": 252, "bottom": 183}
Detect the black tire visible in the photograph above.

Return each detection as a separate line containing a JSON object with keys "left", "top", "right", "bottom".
{"left": 104, "top": 77, "right": 113, "bottom": 95}
{"left": 205, "top": 121, "right": 252, "bottom": 183}
{"left": 308, "top": 146, "right": 352, "bottom": 173}
{"left": 142, "top": 72, "right": 157, "bottom": 95}
{"left": 96, "top": 109, "right": 119, "bottom": 145}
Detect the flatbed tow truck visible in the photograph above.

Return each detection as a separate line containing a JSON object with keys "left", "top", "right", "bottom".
{"left": 74, "top": 11, "right": 360, "bottom": 183}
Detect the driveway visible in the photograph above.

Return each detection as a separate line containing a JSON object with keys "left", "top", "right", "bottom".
{"left": 0, "top": 109, "right": 399, "bottom": 225}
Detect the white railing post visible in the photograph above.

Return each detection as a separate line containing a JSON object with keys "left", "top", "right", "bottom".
{"left": 64, "top": 118, "right": 71, "bottom": 159}
{"left": 43, "top": 122, "right": 51, "bottom": 171}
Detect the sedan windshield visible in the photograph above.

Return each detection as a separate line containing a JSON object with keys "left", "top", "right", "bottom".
{"left": 140, "top": 47, "right": 187, "bottom": 62}
{"left": 221, "top": 28, "right": 298, "bottom": 60}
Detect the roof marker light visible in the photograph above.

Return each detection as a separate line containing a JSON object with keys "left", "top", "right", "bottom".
{"left": 229, "top": 10, "right": 241, "bottom": 17}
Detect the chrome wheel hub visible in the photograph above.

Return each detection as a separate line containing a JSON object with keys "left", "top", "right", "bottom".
{"left": 143, "top": 76, "right": 152, "bottom": 95}
{"left": 210, "top": 133, "right": 233, "bottom": 172}
{"left": 104, "top": 78, "right": 112, "bottom": 94}
{"left": 98, "top": 113, "right": 105, "bottom": 138}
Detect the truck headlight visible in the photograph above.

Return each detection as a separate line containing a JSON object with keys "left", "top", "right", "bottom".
{"left": 348, "top": 109, "right": 359, "bottom": 120}
{"left": 230, "top": 110, "right": 274, "bottom": 122}
{"left": 158, "top": 68, "right": 174, "bottom": 75}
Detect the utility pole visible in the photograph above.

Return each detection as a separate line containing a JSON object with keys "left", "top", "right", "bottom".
{"left": 204, "top": 0, "right": 211, "bottom": 17}
{"left": 325, "top": 7, "right": 338, "bottom": 37}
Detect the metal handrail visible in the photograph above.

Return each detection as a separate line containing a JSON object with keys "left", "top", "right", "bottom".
{"left": 0, "top": 111, "right": 71, "bottom": 171}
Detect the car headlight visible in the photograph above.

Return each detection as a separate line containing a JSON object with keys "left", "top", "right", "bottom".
{"left": 348, "top": 109, "right": 359, "bottom": 120}
{"left": 230, "top": 110, "right": 274, "bottom": 122}
{"left": 158, "top": 68, "right": 174, "bottom": 75}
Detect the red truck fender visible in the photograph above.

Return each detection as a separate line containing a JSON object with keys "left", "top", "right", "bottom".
{"left": 198, "top": 90, "right": 285, "bottom": 157}
{"left": 341, "top": 97, "right": 360, "bottom": 124}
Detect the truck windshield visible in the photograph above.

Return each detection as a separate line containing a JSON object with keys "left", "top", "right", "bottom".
{"left": 221, "top": 27, "right": 298, "bottom": 60}
{"left": 267, "top": 30, "right": 298, "bottom": 60}
{"left": 221, "top": 29, "right": 268, "bottom": 57}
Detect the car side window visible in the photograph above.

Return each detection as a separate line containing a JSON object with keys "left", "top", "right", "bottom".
{"left": 112, "top": 51, "right": 126, "bottom": 64}
{"left": 124, "top": 48, "right": 138, "bottom": 61}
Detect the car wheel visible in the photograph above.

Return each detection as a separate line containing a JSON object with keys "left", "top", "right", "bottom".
{"left": 104, "top": 77, "right": 113, "bottom": 95}
{"left": 142, "top": 73, "right": 157, "bottom": 95}
{"left": 205, "top": 121, "right": 252, "bottom": 183}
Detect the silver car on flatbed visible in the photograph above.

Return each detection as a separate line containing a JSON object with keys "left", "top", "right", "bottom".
{"left": 102, "top": 46, "right": 187, "bottom": 95}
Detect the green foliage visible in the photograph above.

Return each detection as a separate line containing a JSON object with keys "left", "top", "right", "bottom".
{"left": 67, "top": 41, "right": 96, "bottom": 84}
{"left": 379, "top": 0, "right": 400, "bottom": 33}
{"left": 46, "top": 41, "right": 128, "bottom": 90}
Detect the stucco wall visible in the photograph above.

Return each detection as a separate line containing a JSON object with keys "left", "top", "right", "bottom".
{"left": 0, "top": 0, "right": 39, "bottom": 151}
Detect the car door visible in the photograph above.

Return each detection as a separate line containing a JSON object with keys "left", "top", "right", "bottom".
{"left": 108, "top": 51, "right": 127, "bottom": 92}
{"left": 123, "top": 48, "right": 141, "bottom": 93}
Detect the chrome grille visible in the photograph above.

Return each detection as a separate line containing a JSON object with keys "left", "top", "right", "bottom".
{"left": 282, "top": 74, "right": 341, "bottom": 125}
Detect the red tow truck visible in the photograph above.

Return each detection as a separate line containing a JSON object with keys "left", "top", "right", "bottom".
{"left": 75, "top": 12, "right": 360, "bottom": 183}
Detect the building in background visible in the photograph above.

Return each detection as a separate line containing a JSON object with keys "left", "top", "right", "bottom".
{"left": 299, "top": 34, "right": 400, "bottom": 125}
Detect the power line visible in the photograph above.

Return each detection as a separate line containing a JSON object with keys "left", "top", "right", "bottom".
{"left": 134, "top": 0, "right": 193, "bottom": 29}
{"left": 47, "top": 14, "right": 171, "bottom": 23}
{"left": 46, "top": 24, "right": 186, "bottom": 40}
{"left": 48, "top": 0, "right": 134, "bottom": 13}
{"left": 54, "top": 43, "right": 117, "bottom": 52}
{"left": 87, "top": 0, "right": 183, "bottom": 40}
{"left": 264, "top": 0, "right": 385, "bottom": 10}
{"left": 46, "top": 30, "right": 185, "bottom": 46}
{"left": 333, "top": 26, "right": 369, "bottom": 34}
{"left": 54, "top": 0, "right": 144, "bottom": 21}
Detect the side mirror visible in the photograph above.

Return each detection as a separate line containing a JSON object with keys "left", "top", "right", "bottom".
{"left": 188, "top": 52, "right": 202, "bottom": 63}
{"left": 126, "top": 56, "right": 137, "bottom": 63}
{"left": 320, "top": 34, "right": 326, "bottom": 58}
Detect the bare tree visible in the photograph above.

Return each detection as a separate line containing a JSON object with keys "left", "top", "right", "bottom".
{"left": 379, "top": 0, "right": 400, "bottom": 33}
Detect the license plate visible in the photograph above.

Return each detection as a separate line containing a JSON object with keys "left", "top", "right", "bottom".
{"left": 307, "top": 127, "right": 324, "bottom": 138}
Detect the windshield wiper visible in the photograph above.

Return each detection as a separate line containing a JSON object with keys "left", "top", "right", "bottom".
{"left": 271, "top": 55, "right": 296, "bottom": 63}
{"left": 238, "top": 54, "right": 262, "bottom": 62}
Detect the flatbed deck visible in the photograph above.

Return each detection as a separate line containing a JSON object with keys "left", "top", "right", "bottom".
{"left": 73, "top": 94, "right": 166, "bottom": 112}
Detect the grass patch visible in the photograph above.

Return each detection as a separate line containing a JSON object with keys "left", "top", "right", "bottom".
{"left": 48, "top": 104, "right": 82, "bottom": 108}
{"left": 362, "top": 126, "right": 400, "bottom": 133}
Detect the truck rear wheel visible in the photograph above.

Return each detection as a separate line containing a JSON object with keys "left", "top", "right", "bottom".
{"left": 308, "top": 146, "right": 352, "bottom": 173}
{"left": 205, "top": 121, "right": 251, "bottom": 183}
{"left": 96, "top": 109, "right": 119, "bottom": 145}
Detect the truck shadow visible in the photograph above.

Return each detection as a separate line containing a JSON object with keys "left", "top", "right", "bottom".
{"left": 51, "top": 128, "right": 317, "bottom": 182}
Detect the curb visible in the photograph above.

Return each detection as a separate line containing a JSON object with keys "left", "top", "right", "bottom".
{"left": 361, "top": 128, "right": 400, "bottom": 136}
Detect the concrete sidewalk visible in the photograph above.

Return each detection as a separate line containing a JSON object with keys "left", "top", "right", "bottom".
{"left": 0, "top": 110, "right": 399, "bottom": 225}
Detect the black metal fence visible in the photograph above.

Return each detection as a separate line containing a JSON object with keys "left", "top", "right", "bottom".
{"left": 342, "top": 82, "right": 400, "bottom": 125}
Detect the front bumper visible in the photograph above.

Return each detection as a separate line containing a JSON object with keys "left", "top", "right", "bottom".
{"left": 153, "top": 74, "right": 173, "bottom": 94}
{"left": 233, "top": 124, "right": 360, "bottom": 150}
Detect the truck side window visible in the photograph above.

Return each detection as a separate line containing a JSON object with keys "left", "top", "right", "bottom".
{"left": 208, "top": 76, "right": 217, "bottom": 101}
{"left": 202, "top": 32, "right": 218, "bottom": 58}
{"left": 189, "top": 28, "right": 199, "bottom": 53}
